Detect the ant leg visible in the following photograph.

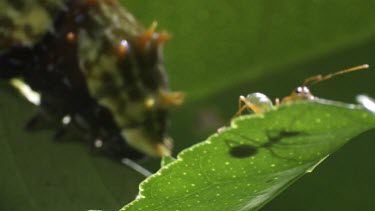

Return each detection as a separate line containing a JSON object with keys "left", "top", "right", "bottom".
{"left": 231, "top": 97, "right": 249, "bottom": 122}
{"left": 232, "top": 96, "right": 262, "bottom": 120}
{"left": 235, "top": 96, "right": 249, "bottom": 115}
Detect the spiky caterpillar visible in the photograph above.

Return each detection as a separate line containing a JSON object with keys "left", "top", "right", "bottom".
{"left": 0, "top": 0, "right": 184, "bottom": 160}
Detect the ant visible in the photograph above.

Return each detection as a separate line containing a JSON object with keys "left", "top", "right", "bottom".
{"left": 233, "top": 64, "right": 370, "bottom": 117}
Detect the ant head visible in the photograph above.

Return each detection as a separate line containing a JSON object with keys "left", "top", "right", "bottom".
{"left": 281, "top": 86, "right": 314, "bottom": 103}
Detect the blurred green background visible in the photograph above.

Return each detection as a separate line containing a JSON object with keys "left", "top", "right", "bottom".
{"left": 1, "top": 0, "right": 375, "bottom": 210}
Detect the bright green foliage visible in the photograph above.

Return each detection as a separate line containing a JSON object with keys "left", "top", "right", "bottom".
{"left": 123, "top": 100, "right": 375, "bottom": 211}
{"left": 161, "top": 156, "right": 176, "bottom": 167}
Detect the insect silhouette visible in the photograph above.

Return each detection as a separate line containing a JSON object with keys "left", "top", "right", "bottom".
{"left": 227, "top": 131, "right": 302, "bottom": 159}
{"left": 0, "top": 0, "right": 184, "bottom": 161}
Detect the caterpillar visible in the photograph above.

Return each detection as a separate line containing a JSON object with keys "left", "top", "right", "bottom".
{"left": 0, "top": 0, "right": 184, "bottom": 161}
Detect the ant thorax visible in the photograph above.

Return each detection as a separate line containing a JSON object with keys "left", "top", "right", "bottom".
{"left": 281, "top": 86, "right": 315, "bottom": 103}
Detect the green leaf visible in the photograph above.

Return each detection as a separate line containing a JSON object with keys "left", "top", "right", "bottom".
{"left": 161, "top": 156, "right": 176, "bottom": 168}
{"left": 122, "top": 100, "right": 375, "bottom": 210}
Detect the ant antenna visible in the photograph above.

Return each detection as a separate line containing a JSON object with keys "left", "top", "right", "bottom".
{"left": 303, "top": 64, "right": 369, "bottom": 87}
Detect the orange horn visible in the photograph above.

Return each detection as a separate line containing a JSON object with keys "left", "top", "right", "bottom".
{"left": 159, "top": 91, "right": 185, "bottom": 107}
{"left": 139, "top": 21, "right": 158, "bottom": 47}
{"left": 156, "top": 31, "right": 172, "bottom": 45}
